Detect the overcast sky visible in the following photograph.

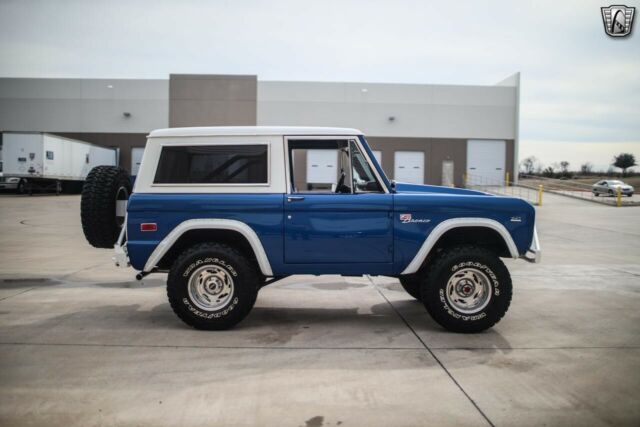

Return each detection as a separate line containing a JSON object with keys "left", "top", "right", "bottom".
{"left": 1, "top": 0, "right": 639, "bottom": 170}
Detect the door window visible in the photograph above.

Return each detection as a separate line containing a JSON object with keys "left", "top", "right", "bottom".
{"left": 289, "top": 139, "right": 352, "bottom": 193}
{"left": 288, "top": 139, "right": 383, "bottom": 193}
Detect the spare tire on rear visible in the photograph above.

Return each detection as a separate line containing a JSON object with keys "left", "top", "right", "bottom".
{"left": 81, "top": 166, "right": 132, "bottom": 248}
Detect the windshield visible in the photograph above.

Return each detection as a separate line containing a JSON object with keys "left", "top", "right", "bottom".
{"left": 350, "top": 141, "right": 382, "bottom": 193}
{"left": 358, "top": 136, "right": 391, "bottom": 189}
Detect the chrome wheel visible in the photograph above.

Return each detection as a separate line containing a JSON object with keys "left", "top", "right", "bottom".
{"left": 445, "top": 267, "right": 492, "bottom": 314}
{"left": 187, "top": 265, "right": 235, "bottom": 311}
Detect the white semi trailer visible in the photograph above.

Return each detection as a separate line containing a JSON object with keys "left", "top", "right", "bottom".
{"left": 0, "top": 132, "right": 118, "bottom": 194}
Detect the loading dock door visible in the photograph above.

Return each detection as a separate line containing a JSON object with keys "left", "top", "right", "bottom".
{"left": 306, "top": 149, "right": 338, "bottom": 184}
{"left": 372, "top": 150, "right": 382, "bottom": 164}
{"left": 131, "top": 147, "right": 145, "bottom": 177}
{"left": 394, "top": 151, "right": 424, "bottom": 184}
{"left": 442, "top": 160, "right": 454, "bottom": 187}
{"left": 467, "top": 140, "right": 506, "bottom": 185}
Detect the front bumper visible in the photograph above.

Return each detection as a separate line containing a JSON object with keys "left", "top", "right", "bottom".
{"left": 521, "top": 226, "right": 541, "bottom": 263}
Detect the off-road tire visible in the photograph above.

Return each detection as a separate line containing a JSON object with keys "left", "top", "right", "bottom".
{"left": 167, "top": 243, "right": 259, "bottom": 330}
{"left": 81, "top": 166, "right": 131, "bottom": 248}
{"left": 399, "top": 275, "right": 424, "bottom": 300}
{"left": 422, "top": 245, "right": 512, "bottom": 333}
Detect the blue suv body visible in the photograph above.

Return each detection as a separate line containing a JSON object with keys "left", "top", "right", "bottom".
{"left": 82, "top": 127, "right": 539, "bottom": 333}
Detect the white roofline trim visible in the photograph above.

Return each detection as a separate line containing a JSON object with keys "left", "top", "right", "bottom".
{"left": 148, "top": 126, "right": 363, "bottom": 139}
{"left": 401, "top": 218, "right": 519, "bottom": 275}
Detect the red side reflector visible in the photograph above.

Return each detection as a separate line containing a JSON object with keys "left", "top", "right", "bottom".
{"left": 140, "top": 223, "right": 157, "bottom": 232}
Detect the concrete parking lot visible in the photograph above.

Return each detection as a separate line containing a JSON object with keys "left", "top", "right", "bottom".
{"left": 1, "top": 193, "right": 639, "bottom": 426}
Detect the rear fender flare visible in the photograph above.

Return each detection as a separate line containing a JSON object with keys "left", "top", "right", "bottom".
{"left": 142, "top": 219, "right": 273, "bottom": 276}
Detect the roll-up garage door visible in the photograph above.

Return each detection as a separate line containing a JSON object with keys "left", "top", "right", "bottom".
{"left": 467, "top": 140, "right": 506, "bottom": 185}
{"left": 372, "top": 150, "right": 382, "bottom": 164}
{"left": 307, "top": 149, "right": 338, "bottom": 185}
{"left": 394, "top": 151, "right": 424, "bottom": 184}
{"left": 131, "top": 147, "right": 145, "bottom": 177}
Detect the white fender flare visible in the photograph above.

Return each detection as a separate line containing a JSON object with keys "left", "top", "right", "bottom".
{"left": 143, "top": 219, "right": 273, "bottom": 276}
{"left": 401, "top": 218, "right": 519, "bottom": 275}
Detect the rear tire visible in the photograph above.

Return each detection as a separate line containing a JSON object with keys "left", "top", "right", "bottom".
{"left": 399, "top": 275, "right": 424, "bottom": 300}
{"left": 422, "top": 245, "right": 512, "bottom": 333}
{"left": 167, "top": 243, "right": 259, "bottom": 330}
{"left": 81, "top": 166, "right": 131, "bottom": 248}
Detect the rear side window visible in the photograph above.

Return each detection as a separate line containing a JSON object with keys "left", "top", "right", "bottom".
{"left": 154, "top": 145, "right": 268, "bottom": 184}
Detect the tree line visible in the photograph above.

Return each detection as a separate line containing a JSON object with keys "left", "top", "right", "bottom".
{"left": 520, "top": 153, "right": 637, "bottom": 178}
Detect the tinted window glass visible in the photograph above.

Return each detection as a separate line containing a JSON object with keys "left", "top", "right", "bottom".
{"left": 154, "top": 145, "right": 268, "bottom": 184}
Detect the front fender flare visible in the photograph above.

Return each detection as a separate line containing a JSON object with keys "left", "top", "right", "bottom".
{"left": 142, "top": 219, "right": 273, "bottom": 276}
{"left": 400, "top": 218, "right": 519, "bottom": 275}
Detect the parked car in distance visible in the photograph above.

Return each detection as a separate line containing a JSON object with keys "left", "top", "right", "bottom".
{"left": 592, "top": 180, "right": 634, "bottom": 197}
{"left": 0, "top": 175, "right": 22, "bottom": 191}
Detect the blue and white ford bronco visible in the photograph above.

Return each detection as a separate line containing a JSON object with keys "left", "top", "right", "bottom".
{"left": 81, "top": 127, "right": 540, "bottom": 333}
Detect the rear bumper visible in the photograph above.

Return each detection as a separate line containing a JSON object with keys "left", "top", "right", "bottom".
{"left": 521, "top": 226, "right": 541, "bottom": 263}
{"left": 112, "top": 216, "right": 131, "bottom": 268}
{"left": 113, "top": 243, "right": 130, "bottom": 268}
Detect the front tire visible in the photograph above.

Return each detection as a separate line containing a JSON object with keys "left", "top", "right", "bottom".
{"left": 167, "top": 243, "right": 259, "bottom": 330}
{"left": 399, "top": 275, "right": 424, "bottom": 300}
{"left": 422, "top": 245, "right": 512, "bottom": 333}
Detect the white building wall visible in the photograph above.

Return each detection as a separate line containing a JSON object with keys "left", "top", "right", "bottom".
{"left": 0, "top": 78, "right": 168, "bottom": 133}
{"left": 257, "top": 79, "right": 518, "bottom": 140}
{"left": 0, "top": 75, "right": 518, "bottom": 141}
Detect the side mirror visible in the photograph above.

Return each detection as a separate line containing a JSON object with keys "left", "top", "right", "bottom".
{"left": 390, "top": 180, "right": 397, "bottom": 192}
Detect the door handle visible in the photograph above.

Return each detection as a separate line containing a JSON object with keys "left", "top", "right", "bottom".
{"left": 287, "top": 196, "right": 305, "bottom": 202}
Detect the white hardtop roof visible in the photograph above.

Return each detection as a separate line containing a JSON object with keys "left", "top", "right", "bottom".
{"left": 148, "top": 126, "right": 363, "bottom": 138}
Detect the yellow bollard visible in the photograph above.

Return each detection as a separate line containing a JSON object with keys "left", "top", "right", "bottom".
{"left": 505, "top": 172, "right": 510, "bottom": 187}
{"left": 537, "top": 185, "right": 543, "bottom": 206}
{"left": 463, "top": 172, "right": 467, "bottom": 188}
{"left": 617, "top": 187, "right": 622, "bottom": 207}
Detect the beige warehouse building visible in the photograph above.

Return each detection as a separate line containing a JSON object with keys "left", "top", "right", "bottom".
{"left": 0, "top": 73, "right": 520, "bottom": 187}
